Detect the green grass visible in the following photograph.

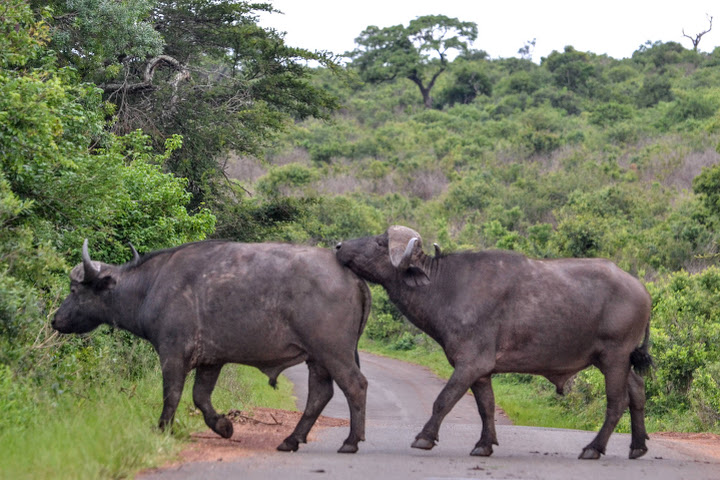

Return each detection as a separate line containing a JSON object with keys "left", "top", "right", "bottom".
{"left": 0, "top": 364, "right": 295, "bottom": 480}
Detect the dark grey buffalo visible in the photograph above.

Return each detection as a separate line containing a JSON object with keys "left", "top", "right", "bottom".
{"left": 53, "top": 240, "right": 370, "bottom": 453}
{"left": 336, "top": 225, "right": 653, "bottom": 460}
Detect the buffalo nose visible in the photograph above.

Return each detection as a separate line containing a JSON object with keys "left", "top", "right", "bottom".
{"left": 335, "top": 242, "right": 342, "bottom": 251}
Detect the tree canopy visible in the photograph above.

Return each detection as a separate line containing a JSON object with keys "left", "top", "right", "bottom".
{"left": 349, "top": 14, "right": 478, "bottom": 108}
{"left": 36, "top": 0, "right": 339, "bottom": 208}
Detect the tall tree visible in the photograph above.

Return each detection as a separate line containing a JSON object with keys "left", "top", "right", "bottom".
{"left": 36, "top": 0, "right": 339, "bottom": 208}
{"left": 349, "top": 15, "right": 478, "bottom": 108}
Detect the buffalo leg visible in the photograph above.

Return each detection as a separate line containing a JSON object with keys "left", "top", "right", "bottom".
{"left": 193, "top": 364, "right": 233, "bottom": 439}
{"left": 470, "top": 376, "right": 499, "bottom": 456}
{"left": 329, "top": 360, "right": 368, "bottom": 453}
{"left": 158, "top": 357, "right": 187, "bottom": 432}
{"left": 278, "top": 362, "right": 334, "bottom": 452}
{"left": 413, "top": 365, "right": 482, "bottom": 451}
{"left": 579, "top": 364, "right": 630, "bottom": 459}
{"left": 627, "top": 370, "right": 649, "bottom": 459}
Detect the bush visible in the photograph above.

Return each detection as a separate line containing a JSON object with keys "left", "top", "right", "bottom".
{"left": 646, "top": 268, "right": 720, "bottom": 429}
{"left": 690, "top": 363, "right": 720, "bottom": 428}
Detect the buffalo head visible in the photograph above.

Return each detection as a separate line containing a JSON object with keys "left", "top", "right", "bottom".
{"left": 52, "top": 240, "right": 119, "bottom": 334}
{"left": 336, "top": 225, "right": 432, "bottom": 287}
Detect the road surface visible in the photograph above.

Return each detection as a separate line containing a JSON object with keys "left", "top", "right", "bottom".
{"left": 144, "top": 352, "right": 719, "bottom": 479}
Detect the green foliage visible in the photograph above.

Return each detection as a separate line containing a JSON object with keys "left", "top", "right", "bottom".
{"left": 589, "top": 102, "right": 636, "bottom": 126}
{"left": 349, "top": 15, "right": 478, "bottom": 108}
{"left": 543, "top": 46, "right": 596, "bottom": 94}
{"left": 693, "top": 161, "right": 720, "bottom": 221}
{"left": 435, "top": 59, "right": 492, "bottom": 107}
{"left": 38, "top": 0, "right": 164, "bottom": 77}
{"left": 636, "top": 75, "right": 674, "bottom": 107}
{"left": 256, "top": 163, "right": 318, "bottom": 197}
{"left": 40, "top": 0, "right": 340, "bottom": 213}
{"left": 659, "top": 89, "right": 720, "bottom": 130}
{"left": 646, "top": 268, "right": 720, "bottom": 429}
{"left": 0, "top": 5, "right": 223, "bottom": 476}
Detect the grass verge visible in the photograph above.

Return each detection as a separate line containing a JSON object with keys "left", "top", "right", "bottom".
{"left": 0, "top": 364, "right": 295, "bottom": 480}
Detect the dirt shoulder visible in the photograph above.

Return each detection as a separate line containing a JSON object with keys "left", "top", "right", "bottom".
{"left": 161, "top": 408, "right": 347, "bottom": 467}
{"left": 651, "top": 431, "right": 720, "bottom": 462}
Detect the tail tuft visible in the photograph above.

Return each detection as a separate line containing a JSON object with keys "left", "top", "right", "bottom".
{"left": 630, "top": 348, "right": 653, "bottom": 376}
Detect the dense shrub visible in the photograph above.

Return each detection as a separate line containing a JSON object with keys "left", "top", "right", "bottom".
{"left": 646, "top": 268, "right": 720, "bottom": 430}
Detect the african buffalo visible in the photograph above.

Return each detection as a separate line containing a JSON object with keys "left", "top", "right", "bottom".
{"left": 53, "top": 240, "right": 370, "bottom": 453}
{"left": 335, "top": 225, "right": 652, "bottom": 459}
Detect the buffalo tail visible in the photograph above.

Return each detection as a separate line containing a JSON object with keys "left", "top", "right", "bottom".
{"left": 630, "top": 322, "right": 653, "bottom": 376}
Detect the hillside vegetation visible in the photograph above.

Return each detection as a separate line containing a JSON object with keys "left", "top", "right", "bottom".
{"left": 1, "top": 2, "right": 719, "bottom": 477}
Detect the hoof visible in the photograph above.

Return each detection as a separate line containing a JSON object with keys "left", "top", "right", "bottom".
{"left": 276, "top": 438, "right": 299, "bottom": 452}
{"left": 337, "top": 443, "right": 359, "bottom": 454}
{"left": 470, "top": 445, "right": 493, "bottom": 457}
{"left": 411, "top": 437, "right": 436, "bottom": 450}
{"left": 214, "top": 417, "right": 233, "bottom": 439}
{"left": 578, "top": 447, "right": 602, "bottom": 460}
{"left": 629, "top": 447, "right": 648, "bottom": 459}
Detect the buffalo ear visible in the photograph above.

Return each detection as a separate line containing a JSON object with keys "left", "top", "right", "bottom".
{"left": 403, "top": 266, "right": 430, "bottom": 287}
{"left": 388, "top": 225, "right": 423, "bottom": 267}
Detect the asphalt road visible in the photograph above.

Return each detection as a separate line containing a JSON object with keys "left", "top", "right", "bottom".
{"left": 145, "top": 352, "right": 719, "bottom": 480}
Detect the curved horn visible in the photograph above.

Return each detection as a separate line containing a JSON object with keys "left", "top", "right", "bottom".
{"left": 388, "top": 225, "right": 422, "bottom": 267}
{"left": 82, "top": 239, "right": 100, "bottom": 282}
{"left": 128, "top": 243, "right": 140, "bottom": 262}
{"left": 396, "top": 237, "right": 418, "bottom": 270}
{"left": 433, "top": 243, "right": 441, "bottom": 257}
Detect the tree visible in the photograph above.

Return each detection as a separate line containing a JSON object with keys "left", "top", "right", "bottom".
{"left": 437, "top": 60, "right": 492, "bottom": 107}
{"left": 542, "top": 46, "right": 595, "bottom": 94}
{"left": 37, "top": 0, "right": 339, "bottom": 209}
{"left": 349, "top": 15, "right": 478, "bottom": 108}
{"left": 0, "top": 0, "right": 215, "bottom": 371}
{"left": 682, "top": 14, "right": 713, "bottom": 52}
{"left": 517, "top": 38, "right": 536, "bottom": 61}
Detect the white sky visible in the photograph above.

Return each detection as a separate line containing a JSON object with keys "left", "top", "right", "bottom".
{"left": 259, "top": 1, "right": 718, "bottom": 63}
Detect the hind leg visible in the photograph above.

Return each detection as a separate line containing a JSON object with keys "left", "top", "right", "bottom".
{"left": 470, "top": 376, "right": 499, "bottom": 456}
{"left": 277, "top": 362, "right": 334, "bottom": 452}
{"left": 193, "top": 364, "right": 233, "bottom": 439}
{"left": 328, "top": 360, "right": 368, "bottom": 453}
{"left": 579, "top": 362, "right": 630, "bottom": 459}
{"left": 628, "top": 370, "right": 649, "bottom": 459}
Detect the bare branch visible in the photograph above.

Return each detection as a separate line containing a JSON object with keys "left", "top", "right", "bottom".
{"left": 100, "top": 55, "right": 190, "bottom": 101}
{"left": 682, "top": 14, "right": 713, "bottom": 51}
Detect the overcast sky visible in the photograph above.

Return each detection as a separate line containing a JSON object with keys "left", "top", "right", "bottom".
{"left": 259, "top": 1, "right": 718, "bottom": 62}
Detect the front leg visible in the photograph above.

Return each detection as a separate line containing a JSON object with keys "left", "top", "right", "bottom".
{"left": 158, "top": 357, "right": 188, "bottom": 432}
{"left": 193, "top": 364, "right": 232, "bottom": 439}
{"left": 412, "top": 364, "right": 482, "bottom": 451}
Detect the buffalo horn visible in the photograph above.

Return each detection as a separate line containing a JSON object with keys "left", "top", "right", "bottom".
{"left": 433, "top": 243, "right": 441, "bottom": 257}
{"left": 397, "top": 237, "right": 418, "bottom": 270}
{"left": 82, "top": 239, "right": 100, "bottom": 282}
{"left": 128, "top": 243, "right": 140, "bottom": 262}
